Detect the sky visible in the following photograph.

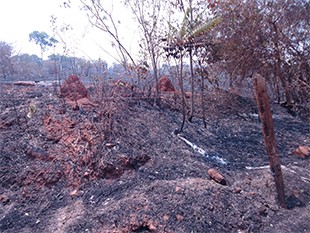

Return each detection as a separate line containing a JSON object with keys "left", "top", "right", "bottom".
{"left": 0, "top": 0, "right": 140, "bottom": 65}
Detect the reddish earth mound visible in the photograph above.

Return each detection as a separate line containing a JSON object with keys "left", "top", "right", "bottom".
{"left": 60, "top": 75, "right": 88, "bottom": 101}
{"left": 158, "top": 76, "right": 175, "bottom": 92}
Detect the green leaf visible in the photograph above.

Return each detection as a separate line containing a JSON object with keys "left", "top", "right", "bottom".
{"left": 190, "top": 17, "right": 222, "bottom": 39}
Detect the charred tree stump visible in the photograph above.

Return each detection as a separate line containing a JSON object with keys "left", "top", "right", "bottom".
{"left": 254, "top": 74, "right": 286, "bottom": 209}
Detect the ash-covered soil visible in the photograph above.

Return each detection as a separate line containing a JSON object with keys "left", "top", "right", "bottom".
{"left": 0, "top": 82, "right": 309, "bottom": 233}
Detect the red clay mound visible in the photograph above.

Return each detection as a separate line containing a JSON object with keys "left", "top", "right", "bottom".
{"left": 60, "top": 75, "right": 88, "bottom": 101}
{"left": 158, "top": 76, "right": 175, "bottom": 92}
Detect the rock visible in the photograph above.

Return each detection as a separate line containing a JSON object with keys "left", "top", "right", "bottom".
{"left": 60, "top": 75, "right": 88, "bottom": 101}
{"left": 293, "top": 145, "right": 310, "bottom": 159}
{"left": 158, "top": 76, "right": 175, "bottom": 92}
{"left": 208, "top": 168, "right": 227, "bottom": 185}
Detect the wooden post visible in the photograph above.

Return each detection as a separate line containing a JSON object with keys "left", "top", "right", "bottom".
{"left": 253, "top": 74, "right": 286, "bottom": 208}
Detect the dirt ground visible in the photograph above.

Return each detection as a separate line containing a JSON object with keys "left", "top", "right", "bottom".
{"left": 0, "top": 82, "right": 309, "bottom": 233}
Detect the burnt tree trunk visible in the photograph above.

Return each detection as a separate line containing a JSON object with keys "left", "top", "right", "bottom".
{"left": 178, "top": 52, "right": 186, "bottom": 134}
{"left": 272, "top": 21, "right": 293, "bottom": 105}
{"left": 254, "top": 74, "right": 286, "bottom": 209}
{"left": 188, "top": 0, "right": 194, "bottom": 123}
{"left": 198, "top": 60, "right": 207, "bottom": 128}
{"left": 188, "top": 46, "right": 194, "bottom": 122}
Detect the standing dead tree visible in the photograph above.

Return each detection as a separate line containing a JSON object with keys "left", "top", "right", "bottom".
{"left": 125, "top": 0, "right": 167, "bottom": 105}
{"left": 164, "top": 2, "right": 220, "bottom": 132}
{"left": 254, "top": 74, "right": 286, "bottom": 209}
{"left": 78, "top": 0, "right": 136, "bottom": 68}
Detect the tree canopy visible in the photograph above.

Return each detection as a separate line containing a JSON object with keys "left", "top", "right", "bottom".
{"left": 29, "top": 31, "right": 58, "bottom": 59}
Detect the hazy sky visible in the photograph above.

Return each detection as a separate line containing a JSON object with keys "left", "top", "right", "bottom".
{"left": 0, "top": 0, "right": 139, "bottom": 64}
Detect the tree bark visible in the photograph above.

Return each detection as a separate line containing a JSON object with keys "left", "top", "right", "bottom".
{"left": 254, "top": 74, "right": 286, "bottom": 209}
{"left": 188, "top": 47, "right": 194, "bottom": 122}
{"left": 188, "top": 0, "right": 194, "bottom": 122}
{"left": 150, "top": 45, "right": 160, "bottom": 106}
{"left": 271, "top": 21, "right": 292, "bottom": 105}
{"left": 178, "top": 52, "right": 186, "bottom": 133}
{"left": 198, "top": 61, "right": 207, "bottom": 128}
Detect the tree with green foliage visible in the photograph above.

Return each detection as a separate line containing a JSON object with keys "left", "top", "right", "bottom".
{"left": 0, "top": 41, "right": 13, "bottom": 79}
{"left": 29, "top": 31, "right": 58, "bottom": 60}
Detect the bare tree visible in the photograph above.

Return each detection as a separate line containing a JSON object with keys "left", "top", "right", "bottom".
{"left": 78, "top": 0, "right": 136, "bottom": 68}
{"left": 167, "top": 1, "right": 220, "bottom": 122}
{"left": 165, "top": 1, "right": 221, "bottom": 131}
{"left": 125, "top": 0, "right": 167, "bottom": 104}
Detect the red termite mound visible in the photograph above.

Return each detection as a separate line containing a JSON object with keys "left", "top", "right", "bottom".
{"left": 158, "top": 76, "right": 175, "bottom": 92}
{"left": 60, "top": 75, "right": 88, "bottom": 101}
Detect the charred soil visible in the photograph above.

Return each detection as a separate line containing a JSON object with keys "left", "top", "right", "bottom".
{"left": 0, "top": 83, "right": 309, "bottom": 233}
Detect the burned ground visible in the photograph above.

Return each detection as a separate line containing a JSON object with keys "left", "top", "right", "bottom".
{"left": 0, "top": 82, "right": 309, "bottom": 233}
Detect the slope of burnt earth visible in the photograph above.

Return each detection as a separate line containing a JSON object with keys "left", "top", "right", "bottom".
{"left": 0, "top": 82, "right": 309, "bottom": 233}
